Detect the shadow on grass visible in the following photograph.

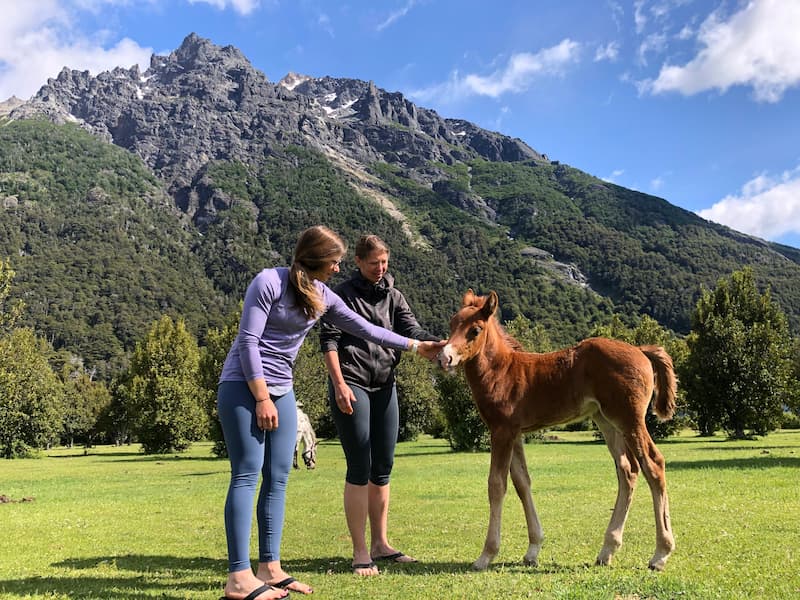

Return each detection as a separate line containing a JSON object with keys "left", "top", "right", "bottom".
{"left": 0, "top": 574, "right": 215, "bottom": 600}
{"left": 48, "top": 452, "right": 225, "bottom": 463}
{"left": 282, "top": 556, "right": 601, "bottom": 576}
{"left": 668, "top": 455, "right": 800, "bottom": 470}
{"left": 0, "top": 555, "right": 227, "bottom": 599}
{"left": 0, "top": 554, "right": 605, "bottom": 599}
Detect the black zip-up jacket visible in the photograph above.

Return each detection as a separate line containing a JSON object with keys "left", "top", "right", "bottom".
{"left": 320, "top": 270, "right": 439, "bottom": 391}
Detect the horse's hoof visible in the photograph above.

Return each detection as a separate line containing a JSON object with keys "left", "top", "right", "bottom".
{"left": 648, "top": 559, "right": 667, "bottom": 571}
{"left": 471, "top": 558, "right": 490, "bottom": 571}
{"left": 523, "top": 556, "right": 539, "bottom": 567}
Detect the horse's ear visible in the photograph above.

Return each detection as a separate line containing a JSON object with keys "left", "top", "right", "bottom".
{"left": 462, "top": 289, "right": 476, "bottom": 307}
{"left": 483, "top": 290, "right": 499, "bottom": 317}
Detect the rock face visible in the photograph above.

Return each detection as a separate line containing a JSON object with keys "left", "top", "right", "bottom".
{"left": 10, "top": 33, "right": 544, "bottom": 226}
{"left": 0, "top": 96, "right": 25, "bottom": 116}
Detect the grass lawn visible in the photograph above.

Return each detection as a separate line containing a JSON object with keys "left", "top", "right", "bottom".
{"left": 1, "top": 429, "right": 798, "bottom": 599}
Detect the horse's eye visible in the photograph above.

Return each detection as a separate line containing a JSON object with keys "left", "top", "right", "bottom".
{"left": 468, "top": 326, "right": 482, "bottom": 340}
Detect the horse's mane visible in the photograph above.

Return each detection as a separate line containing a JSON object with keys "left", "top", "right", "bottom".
{"left": 490, "top": 316, "right": 525, "bottom": 351}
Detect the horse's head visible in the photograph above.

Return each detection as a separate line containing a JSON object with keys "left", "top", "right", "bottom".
{"left": 302, "top": 441, "right": 318, "bottom": 469}
{"left": 438, "top": 289, "right": 499, "bottom": 372}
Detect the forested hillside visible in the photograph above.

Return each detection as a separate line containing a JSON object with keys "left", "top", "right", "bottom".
{"left": 4, "top": 32, "right": 800, "bottom": 381}
{"left": 3, "top": 115, "right": 800, "bottom": 383}
{"left": 0, "top": 120, "right": 228, "bottom": 378}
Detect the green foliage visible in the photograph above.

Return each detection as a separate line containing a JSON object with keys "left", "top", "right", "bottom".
{"left": 396, "top": 355, "right": 442, "bottom": 442}
{"left": 467, "top": 159, "right": 800, "bottom": 335}
{"left": 781, "top": 410, "right": 800, "bottom": 429}
{"left": 436, "top": 371, "right": 490, "bottom": 452}
{"left": 120, "top": 315, "right": 209, "bottom": 453}
{"left": 292, "top": 329, "right": 333, "bottom": 437}
{"left": 0, "top": 258, "right": 23, "bottom": 335}
{"left": 0, "top": 120, "right": 228, "bottom": 378}
{"left": 0, "top": 328, "right": 63, "bottom": 458}
{"left": 60, "top": 366, "right": 112, "bottom": 448}
{"left": 198, "top": 304, "right": 241, "bottom": 457}
{"left": 683, "top": 268, "right": 797, "bottom": 438}
{"left": 503, "top": 314, "right": 553, "bottom": 352}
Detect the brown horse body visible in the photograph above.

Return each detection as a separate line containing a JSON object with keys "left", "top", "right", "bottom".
{"left": 439, "top": 290, "right": 676, "bottom": 571}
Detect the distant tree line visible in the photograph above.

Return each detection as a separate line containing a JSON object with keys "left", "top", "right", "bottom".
{"left": 2, "top": 260, "right": 799, "bottom": 458}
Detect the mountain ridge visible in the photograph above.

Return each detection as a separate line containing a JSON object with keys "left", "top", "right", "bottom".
{"left": 3, "top": 32, "right": 800, "bottom": 375}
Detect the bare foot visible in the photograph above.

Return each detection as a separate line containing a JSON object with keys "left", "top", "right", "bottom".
{"left": 352, "top": 560, "right": 379, "bottom": 576}
{"left": 371, "top": 548, "right": 417, "bottom": 563}
{"left": 223, "top": 582, "right": 287, "bottom": 600}
{"left": 267, "top": 576, "right": 313, "bottom": 594}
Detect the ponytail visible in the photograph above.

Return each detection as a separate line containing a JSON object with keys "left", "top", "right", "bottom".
{"left": 290, "top": 226, "right": 346, "bottom": 319}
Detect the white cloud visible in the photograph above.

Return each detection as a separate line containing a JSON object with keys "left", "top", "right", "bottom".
{"left": 595, "top": 41, "right": 620, "bottom": 62}
{"left": 411, "top": 39, "right": 580, "bottom": 104}
{"left": 648, "top": 0, "right": 800, "bottom": 102}
{"left": 603, "top": 169, "right": 625, "bottom": 183}
{"left": 636, "top": 32, "right": 667, "bottom": 66}
{"left": 0, "top": 2, "right": 152, "bottom": 100}
{"left": 187, "top": 0, "right": 260, "bottom": 15}
{"left": 650, "top": 176, "right": 665, "bottom": 191}
{"left": 607, "top": 1, "right": 624, "bottom": 31}
{"left": 317, "top": 13, "right": 334, "bottom": 37}
{"left": 698, "top": 167, "right": 800, "bottom": 240}
{"left": 376, "top": 0, "right": 418, "bottom": 32}
{"left": 633, "top": 0, "right": 647, "bottom": 33}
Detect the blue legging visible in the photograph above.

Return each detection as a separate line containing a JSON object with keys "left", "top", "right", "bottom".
{"left": 329, "top": 381, "right": 398, "bottom": 486}
{"left": 217, "top": 381, "right": 298, "bottom": 572}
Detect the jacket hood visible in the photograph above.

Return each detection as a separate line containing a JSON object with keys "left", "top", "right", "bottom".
{"left": 351, "top": 270, "right": 395, "bottom": 299}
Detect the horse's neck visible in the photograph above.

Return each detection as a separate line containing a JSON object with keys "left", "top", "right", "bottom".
{"left": 464, "top": 327, "right": 517, "bottom": 385}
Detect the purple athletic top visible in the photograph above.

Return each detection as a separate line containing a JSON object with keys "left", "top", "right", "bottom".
{"left": 219, "top": 267, "right": 411, "bottom": 387}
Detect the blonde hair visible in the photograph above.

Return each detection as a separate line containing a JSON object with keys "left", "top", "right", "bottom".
{"left": 355, "top": 234, "right": 390, "bottom": 259}
{"left": 289, "top": 226, "right": 346, "bottom": 319}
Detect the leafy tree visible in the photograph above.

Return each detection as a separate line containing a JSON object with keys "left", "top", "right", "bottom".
{"left": 683, "top": 268, "right": 797, "bottom": 438}
{"left": 504, "top": 314, "right": 553, "bottom": 352}
{"left": 292, "top": 329, "right": 332, "bottom": 437}
{"left": 199, "top": 304, "right": 241, "bottom": 457}
{"left": 396, "top": 355, "right": 441, "bottom": 442}
{"left": 121, "top": 315, "right": 209, "bottom": 453}
{"left": 60, "top": 362, "right": 112, "bottom": 449}
{"left": 436, "top": 371, "right": 490, "bottom": 452}
{"left": 0, "top": 258, "right": 23, "bottom": 335}
{"left": 0, "top": 328, "right": 64, "bottom": 458}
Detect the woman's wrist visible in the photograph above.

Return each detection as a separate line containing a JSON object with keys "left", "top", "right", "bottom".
{"left": 409, "top": 339, "right": 420, "bottom": 353}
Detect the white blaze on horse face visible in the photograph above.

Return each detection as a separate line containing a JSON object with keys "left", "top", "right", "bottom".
{"left": 439, "top": 343, "right": 462, "bottom": 371}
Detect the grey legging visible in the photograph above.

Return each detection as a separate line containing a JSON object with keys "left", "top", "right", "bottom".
{"left": 329, "top": 380, "right": 398, "bottom": 486}
{"left": 217, "top": 381, "right": 298, "bottom": 572}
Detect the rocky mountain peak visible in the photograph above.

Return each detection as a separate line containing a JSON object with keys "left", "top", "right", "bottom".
{"left": 0, "top": 95, "right": 25, "bottom": 116}
{"left": 9, "top": 33, "right": 545, "bottom": 226}
{"left": 279, "top": 72, "right": 311, "bottom": 91}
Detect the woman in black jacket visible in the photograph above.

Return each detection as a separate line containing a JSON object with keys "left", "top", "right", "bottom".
{"left": 320, "top": 234, "right": 441, "bottom": 575}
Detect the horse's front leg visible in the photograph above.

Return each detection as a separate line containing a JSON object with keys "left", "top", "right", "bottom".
{"left": 510, "top": 436, "right": 543, "bottom": 566}
{"left": 473, "top": 429, "right": 515, "bottom": 571}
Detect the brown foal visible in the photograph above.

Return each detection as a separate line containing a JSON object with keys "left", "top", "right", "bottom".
{"left": 438, "top": 290, "right": 677, "bottom": 571}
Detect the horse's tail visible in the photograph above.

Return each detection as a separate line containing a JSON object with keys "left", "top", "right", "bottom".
{"left": 639, "top": 345, "right": 677, "bottom": 421}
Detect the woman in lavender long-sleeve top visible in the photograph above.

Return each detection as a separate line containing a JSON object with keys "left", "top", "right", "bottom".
{"left": 216, "top": 226, "right": 443, "bottom": 600}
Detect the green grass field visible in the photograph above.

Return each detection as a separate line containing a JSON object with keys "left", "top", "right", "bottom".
{"left": 1, "top": 430, "right": 798, "bottom": 599}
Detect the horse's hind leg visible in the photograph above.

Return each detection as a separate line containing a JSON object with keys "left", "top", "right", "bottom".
{"left": 473, "top": 429, "right": 515, "bottom": 571}
{"left": 624, "top": 424, "right": 675, "bottom": 571}
{"left": 594, "top": 414, "right": 639, "bottom": 567}
{"left": 510, "top": 436, "right": 544, "bottom": 566}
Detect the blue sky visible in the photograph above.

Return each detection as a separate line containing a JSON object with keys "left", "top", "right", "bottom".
{"left": 2, "top": 0, "right": 800, "bottom": 247}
